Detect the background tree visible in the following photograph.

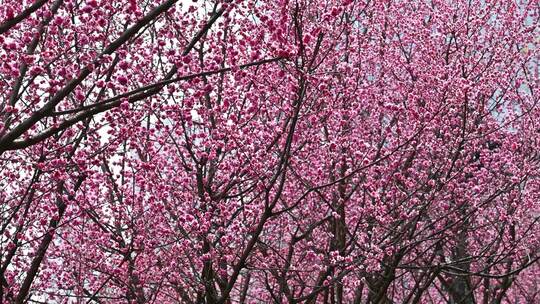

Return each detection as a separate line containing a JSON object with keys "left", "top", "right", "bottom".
{"left": 0, "top": 0, "right": 538, "bottom": 303}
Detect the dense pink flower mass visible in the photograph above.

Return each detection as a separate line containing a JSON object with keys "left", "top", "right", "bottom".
{"left": 0, "top": 0, "right": 539, "bottom": 303}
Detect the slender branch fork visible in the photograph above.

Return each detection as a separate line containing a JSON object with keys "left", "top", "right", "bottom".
{"left": 1, "top": 56, "right": 285, "bottom": 152}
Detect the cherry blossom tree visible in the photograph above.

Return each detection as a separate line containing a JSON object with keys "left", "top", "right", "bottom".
{"left": 0, "top": 0, "right": 539, "bottom": 303}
